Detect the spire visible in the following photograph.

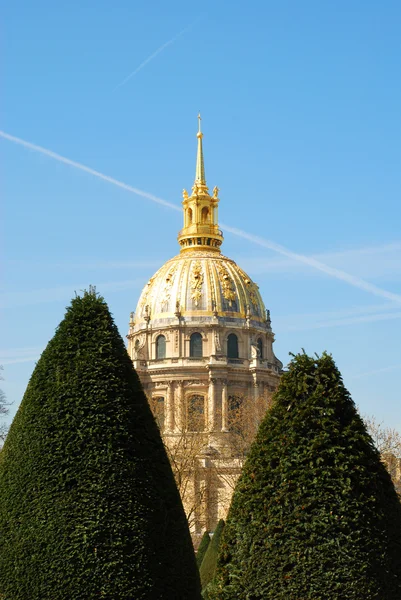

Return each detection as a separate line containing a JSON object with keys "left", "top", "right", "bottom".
{"left": 195, "top": 113, "right": 206, "bottom": 185}
{"left": 177, "top": 115, "right": 223, "bottom": 252}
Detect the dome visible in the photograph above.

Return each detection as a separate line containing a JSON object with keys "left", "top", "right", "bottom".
{"left": 134, "top": 249, "right": 267, "bottom": 327}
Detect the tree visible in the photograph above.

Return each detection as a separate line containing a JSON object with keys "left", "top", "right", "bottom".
{"left": 149, "top": 393, "right": 271, "bottom": 534}
{"left": 364, "top": 414, "right": 401, "bottom": 494}
{"left": 199, "top": 519, "right": 225, "bottom": 591}
{"left": 0, "top": 291, "right": 201, "bottom": 600}
{"left": 196, "top": 531, "right": 210, "bottom": 568}
{"left": 0, "top": 367, "right": 9, "bottom": 447}
{"left": 211, "top": 352, "right": 401, "bottom": 600}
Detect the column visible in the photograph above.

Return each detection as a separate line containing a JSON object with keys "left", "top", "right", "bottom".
{"left": 208, "top": 377, "right": 216, "bottom": 431}
{"left": 174, "top": 380, "right": 184, "bottom": 433}
{"left": 221, "top": 380, "right": 228, "bottom": 432}
{"left": 253, "top": 373, "right": 259, "bottom": 402}
{"left": 166, "top": 381, "right": 174, "bottom": 432}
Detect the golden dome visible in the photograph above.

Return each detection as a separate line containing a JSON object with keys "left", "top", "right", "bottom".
{"left": 134, "top": 249, "right": 267, "bottom": 326}
{"left": 133, "top": 116, "right": 269, "bottom": 330}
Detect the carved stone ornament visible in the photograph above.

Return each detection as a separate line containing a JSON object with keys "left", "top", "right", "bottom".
{"left": 160, "top": 264, "right": 177, "bottom": 311}
{"left": 217, "top": 263, "right": 236, "bottom": 306}
{"left": 140, "top": 269, "right": 160, "bottom": 314}
{"left": 133, "top": 334, "right": 146, "bottom": 359}
{"left": 214, "top": 330, "right": 221, "bottom": 352}
{"left": 153, "top": 330, "right": 170, "bottom": 342}
{"left": 184, "top": 379, "right": 205, "bottom": 387}
{"left": 190, "top": 261, "right": 204, "bottom": 307}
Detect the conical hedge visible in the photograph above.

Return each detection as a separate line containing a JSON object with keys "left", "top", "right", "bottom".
{"left": 199, "top": 519, "right": 225, "bottom": 590}
{"left": 0, "top": 291, "right": 201, "bottom": 600}
{"left": 196, "top": 531, "right": 211, "bottom": 568}
{"left": 211, "top": 352, "right": 401, "bottom": 599}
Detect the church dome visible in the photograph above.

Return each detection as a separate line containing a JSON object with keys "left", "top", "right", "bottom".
{"left": 133, "top": 115, "right": 268, "bottom": 331}
{"left": 134, "top": 249, "right": 267, "bottom": 327}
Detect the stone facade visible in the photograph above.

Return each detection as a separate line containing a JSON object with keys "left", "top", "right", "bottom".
{"left": 127, "top": 117, "right": 282, "bottom": 540}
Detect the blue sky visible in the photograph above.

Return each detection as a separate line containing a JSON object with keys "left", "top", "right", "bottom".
{"left": 2, "top": 1, "right": 401, "bottom": 430}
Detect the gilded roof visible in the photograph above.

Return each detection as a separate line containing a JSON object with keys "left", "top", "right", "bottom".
{"left": 134, "top": 118, "right": 269, "bottom": 328}
{"left": 135, "top": 249, "right": 266, "bottom": 325}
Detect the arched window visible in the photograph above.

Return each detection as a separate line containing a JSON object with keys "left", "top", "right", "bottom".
{"left": 257, "top": 338, "right": 263, "bottom": 359}
{"left": 153, "top": 396, "right": 165, "bottom": 430}
{"left": 187, "top": 395, "right": 205, "bottom": 431}
{"left": 201, "top": 206, "right": 209, "bottom": 224}
{"left": 227, "top": 333, "right": 239, "bottom": 359}
{"left": 156, "top": 335, "right": 166, "bottom": 359}
{"left": 188, "top": 208, "right": 193, "bottom": 223}
{"left": 190, "top": 332, "right": 203, "bottom": 357}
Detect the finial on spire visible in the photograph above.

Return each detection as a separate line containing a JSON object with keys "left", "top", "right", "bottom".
{"left": 197, "top": 112, "right": 203, "bottom": 138}
{"left": 195, "top": 113, "right": 206, "bottom": 185}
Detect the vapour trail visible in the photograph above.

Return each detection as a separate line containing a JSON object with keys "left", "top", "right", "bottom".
{"left": 220, "top": 223, "right": 401, "bottom": 305}
{"left": 113, "top": 22, "right": 195, "bottom": 92}
{"left": 0, "top": 131, "right": 180, "bottom": 212}
{"left": 2, "top": 129, "right": 401, "bottom": 306}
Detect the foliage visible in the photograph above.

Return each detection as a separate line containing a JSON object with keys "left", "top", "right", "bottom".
{"left": 0, "top": 291, "right": 201, "bottom": 600}
{"left": 149, "top": 393, "right": 271, "bottom": 531}
{"left": 196, "top": 531, "right": 211, "bottom": 568}
{"left": 364, "top": 414, "right": 401, "bottom": 457}
{"left": 211, "top": 352, "right": 401, "bottom": 600}
{"left": 364, "top": 414, "right": 401, "bottom": 494}
{"left": 199, "top": 519, "right": 225, "bottom": 591}
{"left": 0, "top": 367, "right": 10, "bottom": 447}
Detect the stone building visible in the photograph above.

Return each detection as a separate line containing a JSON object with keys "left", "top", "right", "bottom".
{"left": 127, "top": 117, "right": 282, "bottom": 539}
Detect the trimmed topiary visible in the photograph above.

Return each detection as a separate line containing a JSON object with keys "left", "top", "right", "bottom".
{"left": 211, "top": 352, "right": 401, "bottom": 599}
{"left": 199, "top": 519, "right": 225, "bottom": 590}
{"left": 0, "top": 291, "right": 201, "bottom": 600}
{"left": 196, "top": 531, "right": 211, "bottom": 568}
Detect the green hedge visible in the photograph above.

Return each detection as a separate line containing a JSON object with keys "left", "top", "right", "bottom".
{"left": 211, "top": 352, "right": 401, "bottom": 599}
{"left": 199, "top": 519, "right": 225, "bottom": 590}
{"left": 196, "top": 531, "right": 211, "bottom": 568}
{"left": 0, "top": 292, "right": 200, "bottom": 600}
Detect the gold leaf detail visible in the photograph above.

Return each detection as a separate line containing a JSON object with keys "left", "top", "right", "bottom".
{"left": 190, "top": 261, "right": 203, "bottom": 307}
{"left": 160, "top": 264, "right": 177, "bottom": 311}
{"left": 217, "top": 264, "right": 236, "bottom": 306}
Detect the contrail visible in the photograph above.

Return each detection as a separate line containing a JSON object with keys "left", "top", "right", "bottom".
{"left": 113, "top": 22, "right": 195, "bottom": 92}
{"left": 0, "top": 131, "right": 180, "bottom": 212}
{"left": 220, "top": 224, "right": 401, "bottom": 305}
{"left": 2, "top": 129, "right": 401, "bottom": 306}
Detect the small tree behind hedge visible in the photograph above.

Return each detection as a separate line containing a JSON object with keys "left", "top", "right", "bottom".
{"left": 196, "top": 531, "right": 211, "bottom": 568}
{"left": 0, "top": 291, "right": 200, "bottom": 600}
{"left": 211, "top": 352, "right": 401, "bottom": 600}
{"left": 199, "top": 519, "right": 225, "bottom": 590}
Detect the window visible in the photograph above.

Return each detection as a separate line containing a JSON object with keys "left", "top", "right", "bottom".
{"left": 187, "top": 395, "right": 205, "bottom": 431}
{"left": 188, "top": 208, "right": 193, "bottom": 223}
{"left": 227, "top": 333, "right": 239, "bottom": 359}
{"left": 156, "top": 335, "right": 166, "bottom": 359}
{"left": 153, "top": 396, "right": 165, "bottom": 430}
{"left": 201, "top": 206, "right": 209, "bottom": 223}
{"left": 257, "top": 338, "right": 263, "bottom": 359}
{"left": 190, "top": 332, "right": 203, "bottom": 357}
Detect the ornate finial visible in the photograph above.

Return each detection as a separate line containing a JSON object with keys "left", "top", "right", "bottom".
{"left": 197, "top": 113, "right": 203, "bottom": 138}
{"left": 195, "top": 113, "right": 206, "bottom": 185}
{"left": 183, "top": 189, "right": 189, "bottom": 200}
{"left": 213, "top": 186, "right": 219, "bottom": 199}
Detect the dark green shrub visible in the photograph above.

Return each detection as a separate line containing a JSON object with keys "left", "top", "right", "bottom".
{"left": 196, "top": 531, "right": 211, "bottom": 568}
{"left": 0, "top": 291, "right": 201, "bottom": 600}
{"left": 212, "top": 352, "right": 401, "bottom": 599}
{"left": 199, "top": 519, "right": 225, "bottom": 590}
